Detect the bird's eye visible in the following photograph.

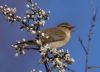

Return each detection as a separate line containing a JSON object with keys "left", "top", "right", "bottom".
{"left": 61, "top": 26, "right": 67, "bottom": 28}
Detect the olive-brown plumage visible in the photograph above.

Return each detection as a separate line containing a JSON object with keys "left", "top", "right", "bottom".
{"left": 40, "top": 22, "right": 74, "bottom": 49}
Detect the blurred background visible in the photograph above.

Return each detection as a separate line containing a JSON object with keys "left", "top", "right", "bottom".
{"left": 0, "top": 0, "right": 100, "bottom": 72}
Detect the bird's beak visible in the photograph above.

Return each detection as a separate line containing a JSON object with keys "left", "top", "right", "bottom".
{"left": 71, "top": 26, "right": 75, "bottom": 29}
{"left": 70, "top": 26, "right": 75, "bottom": 32}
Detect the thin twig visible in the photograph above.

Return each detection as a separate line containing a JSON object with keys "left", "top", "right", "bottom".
{"left": 88, "top": 66, "right": 100, "bottom": 70}
{"left": 44, "top": 61, "right": 52, "bottom": 72}
{"left": 78, "top": 1, "right": 98, "bottom": 72}
{"left": 78, "top": 36, "right": 87, "bottom": 54}
{"left": 24, "top": 47, "right": 40, "bottom": 51}
{"left": 85, "top": 6, "right": 98, "bottom": 72}
{"left": 67, "top": 67, "right": 75, "bottom": 72}
{"left": 27, "top": 0, "right": 33, "bottom": 4}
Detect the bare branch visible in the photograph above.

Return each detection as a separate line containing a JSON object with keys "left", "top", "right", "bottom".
{"left": 85, "top": 6, "right": 98, "bottom": 72}
{"left": 67, "top": 67, "right": 75, "bottom": 72}
{"left": 44, "top": 61, "right": 52, "bottom": 72}
{"left": 78, "top": 36, "right": 87, "bottom": 54}
{"left": 88, "top": 66, "right": 100, "bottom": 70}
{"left": 27, "top": 0, "right": 33, "bottom": 4}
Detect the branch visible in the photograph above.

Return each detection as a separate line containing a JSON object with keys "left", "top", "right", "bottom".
{"left": 44, "top": 61, "right": 52, "bottom": 72}
{"left": 27, "top": 0, "right": 33, "bottom": 4}
{"left": 67, "top": 67, "right": 75, "bottom": 72}
{"left": 78, "top": 1, "right": 98, "bottom": 72}
{"left": 85, "top": 6, "right": 98, "bottom": 72}
{"left": 78, "top": 36, "right": 87, "bottom": 54}
{"left": 88, "top": 66, "right": 100, "bottom": 70}
{"left": 24, "top": 47, "right": 40, "bottom": 51}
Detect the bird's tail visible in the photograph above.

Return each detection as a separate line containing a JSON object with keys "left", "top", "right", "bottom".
{"left": 12, "top": 40, "right": 40, "bottom": 49}
{"left": 18, "top": 40, "right": 38, "bottom": 46}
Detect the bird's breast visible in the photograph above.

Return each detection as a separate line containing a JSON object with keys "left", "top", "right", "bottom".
{"left": 48, "top": 33, "right": 71, "bottom": 49}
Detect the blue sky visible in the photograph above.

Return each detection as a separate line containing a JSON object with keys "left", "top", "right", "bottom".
{"left": 0, "top": 0, "right": 100, "bottom": 72}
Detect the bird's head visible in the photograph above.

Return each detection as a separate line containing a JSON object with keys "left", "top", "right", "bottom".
{"left": 57, "top": 22, "right": 74, "bottom": 32}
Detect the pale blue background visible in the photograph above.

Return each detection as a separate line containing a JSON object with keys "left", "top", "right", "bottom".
{"left": 0, "top": 0, "right": 100, "bottom": 72}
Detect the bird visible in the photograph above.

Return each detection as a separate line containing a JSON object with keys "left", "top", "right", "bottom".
{"left": 40, "top": 22, "right": 74, "bottom": 49}
{"left": 13, "top": 22, "right": 74, "bottom": 50}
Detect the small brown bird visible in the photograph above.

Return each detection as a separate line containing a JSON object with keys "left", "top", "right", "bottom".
{"left": 39, "top": 22, "right": 74, "bottom": 49}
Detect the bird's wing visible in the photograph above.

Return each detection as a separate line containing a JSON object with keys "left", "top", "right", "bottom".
{"left": 42, "top": 28, "right": 66, "bottom": 43}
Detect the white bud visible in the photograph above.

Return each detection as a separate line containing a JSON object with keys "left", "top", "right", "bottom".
{"left": 31, "top": 15, "right": 34, "bottom": 18}
{"left": 46, "top": 36, "right": 49, "bottom": 39}
{"left": 11, "top": 45, "right": 18, "bottom": 48}
{"left": 36, "top": 13, "right": 38, "bottom": 15}
{"left": 41, "top": 33, "right": 45, "bottom": 36}
{"left": 42, "top": 10, "right": 45, "bottom": 15}
{"left": 4, "top": 12, "right": 7, "bottom": 15}
{"left": 59, "top": 50, "right": 62, "bottom": 53}
{"left": 26, "top": 14, "right": 30, "bottom": 18}
{"left": 59, "top": 61, "right": 63, "bottom": 67}
{"left": 38, "top": 31, "right": 41, "bottom": 33}
{"left": 41, "top": 20, "right": 45, "bottom": 24}
{"left": 11, "top": 9, "right": 16, "bottom": 13}
{"left": 22, "top": 50, "right": 25, "bottom": 54}
{"left": 30, "top": 28, "right": 33, "bottom": 30}
{"left": 48, "top": 10, "right": 51, "bottom": 13}
{"left": 71, "top": 58, "right": 75, "bottom": 63}
{"left": 66, "top": 54, "right": 70, "bottom": 57}
{"left": 55, "top": 58, "right": 60, "bottom": 63}
{"left": 40, "top": 52, "right": 46, "bottom": 56}
{"left": 23, "top": 19, "right": 27, "bottom": 22}
{"left": 11, "top": 44, "right": 14, "bottom": 47}
{"left": 27, "top": 27, "right": 29, "bottom": 29}
{"left": 56, "top": 65, "right": 59, "bottom": 68}
{"left": 7, "top": 17, "right": 11, "bottom": 20}
{"left": 52, "top": 61, "right": 55, "bottom": 65}
{"left": 31, "top": 24, "right": 34, "bottom": 26}
{"left": 35, "top": 3, "right": 37, "bottom": 5}
{"left": 59, "top": 49, "right": 64, "bottom": 52}
{"left": 7, "top": 8, "right": 10, "bottom": 11}
{"left": 31, "top": 69, "right": 35, "bottom": 72}
{"left": 14, "top": 19, "right": 16, "bottom": 21}
{"left": 20, "top": 29, "right": 24, "bottom": 31}
{"left": 22, "top": 38, "right": 26, "bottom": 41}
{"left": 61, "top": 49, "right": 64, "bottom": 52}
{"left": 9, "top": 13, "right": 13, "bottom": 16}
{"left": 13, "top": 8, "right": 16, "bottom": 12}
{"left": 24, "top": 16, "right": 26, "bottom": 19}
{"left": 66, "top": 50, "right": 69, "bottom": 53}
{"left": 36, "top": 40, "right": 42, "bottom": 45}
{"left": 11, "top": 8, "right": 15, "bottom": 12}
{"left": 31, "top": 30, "right": 36, "bottom": 34}
{"left": 32, "top": 3, "right": 34, "bottom": 7}
{"left": 26, "top": 4, "right": 30, "bottom": 8}
{"left": 40, "top": 21, "right": 45, "bottom": 26}
{"left": 15, "top": 53, "right": 19, "bottom": 56}
{"left": 39, "top": 70, "right": 42, "bottom": 72}
{"left": 4, "top": 4, "right": 7, "bottom": 7}
{"left": 61, "top": 69, "right": 65, "bottom": 72}
{"left": 4, "top": 8, "right": 6, "bottom": 11}
{"left": 17, "top": 41, "right": 21, "bottom": 43}
{"left": 0, "top": 6, "right": 3, "bottom": 9}
{"left": 16, "top": 16, "right": 20, "bottom": 19}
